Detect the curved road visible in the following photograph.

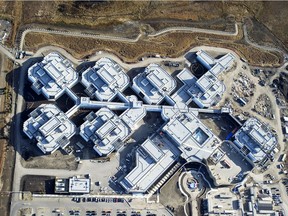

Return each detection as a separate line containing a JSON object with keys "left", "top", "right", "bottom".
{"left": 243, "top": 24, "right": 286, "bottom": 55}
{"left": 19, "top": 23, "right": 239, "bottom": 50}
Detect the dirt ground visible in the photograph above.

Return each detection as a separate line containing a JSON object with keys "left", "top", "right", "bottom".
{"left": 231, "top": 71, "right": 256, "bottom": 104}
{"left": 0, "top": 1, "right": 287, "bottom": 51}
{"left": 198, "top": 114, "right": 239, "bottom": 140}
{"left": 15, "top": 2, "right": 288, "bottom": 50}
{"left": 250, "top": 1, "right": 288, "bottom": 50}
{"left": 0, "top": 142, "right": 15, "bottom": 216}
{"left": 0, "top": 53, "right": 15, "bottom": 216}
{"left": 21, "top": 175, "right": 55, "bottom": 194}
{"left": 159, "top": 170, "right": 186, "bottom": 216}
{"left": 23, "top": 31, "right": 282, "bottom": 67}
{"left": 20, "top": 147, "right": 78, "bottom": 170}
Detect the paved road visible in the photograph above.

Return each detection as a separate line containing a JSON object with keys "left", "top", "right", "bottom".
{"left": 149, "top": 23, "right": 239, "bottom": 37}
{"left": 0, "top": 44, "right": 15, "bottom": 61}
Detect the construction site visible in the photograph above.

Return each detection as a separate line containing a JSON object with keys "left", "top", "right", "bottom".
{"left": 5, "top": 45, "right": 282, "bottom": 216}
{"left": 0, "top": 1, "right": 287, "bottom": 216}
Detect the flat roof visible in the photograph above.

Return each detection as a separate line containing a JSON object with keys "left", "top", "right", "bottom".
{"left": 178, "top": 50, "right": 235, "bottom": 108}
{"left": 68, "top": 177, "right": 90, "bottom": 193}
{"left": 23, "top": 104, "right": 76, "bottom": 154}
{"left": 120, "top": 137, "right": 181, "bottom": 193}
{"left": 206, "top": 187, "right": 240, "bottom": 215}
{"left": 162, "top": 109, "right": 220, "bottom": 160}
{"left": 120, "top": 107, "right": 147, "bottom": 130}
{"left": 28, "top": 52, "right": 78, "bottom": 100}
{"left": 196, "top": 50, "right": 235, "bottom": 76}
{"left": 81, "top": 57, "right": 129, "bottom": 101}
{"left": 233, "top": 118, "right": 277, "bottom": 165}
{"left": 132, "top": 64, "right": 176, "bottom": 104}
{"left": 171, "top": 68, "right": 196, "bottom": 108}
{"left": 196, "top": 50, "right": 215, "bottom": 69}
{"left": 209, "top": 63, "right": 225, "bottom": 77}
{"left": 80, "top": 108, "right": 131, "bottom": 156}
{"left": 217, "top": 53, "right": 235, "bottom": 69}
{"left": 172, "top": 68, "right": 225, "bottom": 108}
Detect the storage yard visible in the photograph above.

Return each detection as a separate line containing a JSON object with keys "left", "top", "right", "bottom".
{"left": 231, "top": 71, "right": 256, "bottom": 104}
{"left": 253, "top": 94, "right": 274, "bottom": 120}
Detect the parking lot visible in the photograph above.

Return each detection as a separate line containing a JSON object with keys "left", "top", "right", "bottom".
{"left": 13, "top": 197, "right": 169, "bottom": 216}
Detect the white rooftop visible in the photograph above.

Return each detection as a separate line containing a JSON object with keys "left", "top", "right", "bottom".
{"left": 172, "top": 50, "right": 235, "bottom": 109}
{"left": 233, "top": 118, "right": 277, "bottom": 165}
{"left": 120, "top": 107, "right": 146, "bottom": 130}
{"left": 120, "top": 95, "right": 147, "bottom": 130}
{"left": 81, "top": 57, "right": 129, "bottom": 101}
{"left": 79, "top": 107, "right": 131, "bottom": 156}
{"left": 196, "top": 50, "right": 215, "bottom": 69}
{"left": 28, "top": 52, "right": 78, "bottom": 100}
{"left": 132, "top": 64, "right": 176, "bottom": 104}
{"left": 68, "top": 177, "right": 90, "bottom": 194}
{"left": 162, "top": 108, "right": 220, "bottom": 161}
{"left": 25, "top": 50, "right": 238, "bottom": 195}
{"left": 196, "top": 50, "right": 235, "bottom": 76}
{"left": 120, "top": 137, "right": 181, "bottom": 193}
{"left": 23, "top": 104, "right": 76, "bottom": 154}
{"left": 120, "top": 106, "right": 221, "bottom": 194}
{"left": 206, "top": 188, "right": 241, "bottom": 215}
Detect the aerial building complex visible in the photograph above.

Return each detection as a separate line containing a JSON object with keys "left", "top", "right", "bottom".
{"left": 120, "top": 107, "right": 221, "bottom": 194}
{"left": 120, "top": 137, "right": 181, "bottom": 193}
{"left": 162, "top": 109, "right": 221, "bottom": 161}
{"left": 23, "top": 50, "right": 270, "bottom": 197}
{"left": 171, "top": 50, "right": 235, "bottom": 108}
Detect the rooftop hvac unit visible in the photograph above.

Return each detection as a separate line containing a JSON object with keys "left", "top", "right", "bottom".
{"left": 138, "top": 147, "right": 148, "bottom": 159}
{"left": 87, "top": 85, "right": 96, "bottom": 93}
{"left": 86, "top": 112, "right": 96, "bottom": 122}
{"left": 62, "top": 59, "right": 71, "bottom": 67}
{"left": 30, "top": 109, "right": 40, "bottom": 118}
{"left": 57, "top": 136, "right": 69, "bottom": 147}
{"left": 33, "top": 80, "right": 44, "bottom": 90}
